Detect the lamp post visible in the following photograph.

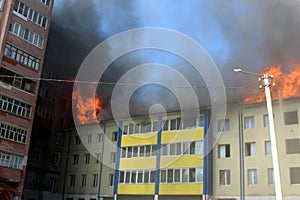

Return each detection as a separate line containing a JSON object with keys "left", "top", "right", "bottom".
{"left": 234, "top": 68, "right": 282, "bottom": 200}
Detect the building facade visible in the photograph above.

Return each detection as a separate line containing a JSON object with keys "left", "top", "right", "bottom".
{"left": 60, "top": 121, "right": 118, "bottom": 200}
{"left": 0, "top": 0, "right": 53, "bottom": 198}
{"left": 213, "top": 98, "right": 300, "bottom": 200}
{"left": 115, "top": 113, "right": 210, "bottom": 200}
{"left": 60, "top": 111, "right": 212, "bottom": 200}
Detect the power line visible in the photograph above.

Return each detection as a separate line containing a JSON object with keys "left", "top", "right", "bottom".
{"left": 0, "top": 74, "right": 259, "bottom": 89}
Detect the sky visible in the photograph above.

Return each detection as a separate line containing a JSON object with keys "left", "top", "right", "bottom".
{"left": 47, "top": 0, "right": 300, "bottom": 115}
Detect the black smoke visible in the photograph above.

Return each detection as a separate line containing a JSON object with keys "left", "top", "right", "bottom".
{"left": 46, "top": 0, "right": 300, "bottom": 118}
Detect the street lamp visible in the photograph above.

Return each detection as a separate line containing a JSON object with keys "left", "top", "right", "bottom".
{"left": 234, "top": 68, "right": 282, "bottom": 200}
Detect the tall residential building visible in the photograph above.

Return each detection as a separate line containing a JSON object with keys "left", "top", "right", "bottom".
{"left": 213, "top": 98, "right": 300, "bottom": 199}
{"left": 0, "top": 0, "right": 54, "bottom": 199}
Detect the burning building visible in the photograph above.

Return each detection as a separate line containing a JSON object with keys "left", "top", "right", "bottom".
{"left": 0, "top": 0, "right": 54, "bottom": 199}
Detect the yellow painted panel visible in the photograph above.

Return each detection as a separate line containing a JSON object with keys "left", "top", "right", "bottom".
{"left": 159, "top": 183, "right": 203, "bottom": 195}
{"left": 161, "top": 128, "right": 204, "bottom": 144}
{"left": 120, "top": 157, "right": 156, "bottom": 170}
{"left": 121, "top": 133, "right": 157, "bottom": 147}
{"left": 160, "top": 155, "right": 203, "bottom": 168}
{"left": 118, "top": 184, "right": 155, "bottom": 195}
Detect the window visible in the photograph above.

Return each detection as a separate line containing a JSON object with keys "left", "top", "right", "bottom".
{"left": 97, "top": 133, "right": 103, "bottom": 143}
{"left": 36, "top": 105, "right": 54, "bottom": 120}
{"left": 109, "top": 174, "right": 114, "bottom": 187}
{"left": 92, "top": 174, "right": 98, "bottom": 187}
{"left": 84, "top": 154, "right": 90, "bottom": 164}
{"left": 263, "top": 114, "right": 269, "bottom": 127}
{"left": 96, "top": 153, "right": 101, "bottom": 163}
{"left": 196, "top": 167, "right": 203, "bottom": 182}
{"left": 112, "top": 131, "right": 118, "bottom": 141}
{"left": 0, "top": 67, "right": 36, "bottom": 93}
{"left": 160, "top": 169, "right": 167, "bottom": 183}
{"left": 55, "top": 134, "right": 64, "bottom": 145}
{"left": 29, "top": 149, "right": 39, "bottom": 161}
{"left": 81, "top": 174, "right": 86, "bottom": 187}
{"left": 170, "top": 143, "right": 176, "bottom": 156}
{"left": 163, "top": 118, "right": 181, "bottom": 131}
{"left": 74, "top": 136, "right": 81, "bottom": 144}
{"left": 197, "top": 115, "right": 205, "bottom": 127}
{"left": 195, "top": 141, "right": 204, "bottom": 154}
{"left": 245, "top": 142, "right": 256, "bottom": 156}
{"left": 182, "top": 168, "right": 188, "bottom": 183}
{"left": 217, "top": 119, "right": 230, "bottom": 131}
{"left": 69, "top": 175, "right": 75, "bottom": 187}
{"left": 0, "top": 121, "right": 28, "bottom": 143}
{"left": 268, "top": 168, "right": 274, "bottom": 185}
{"left": 137, "top": 171, "right": 143, "bottom": 183}
{"left": 110, "top": 152, "right": 116, "bottom": 163}
{"left": 244, "top": 116, "right": 255, "bottom": 129}
{"left": 87, "top": 134, "right": 92, "bottom": 143}
{"left": 248, "top": 169, "right": 257, "bottom": 185}
{"left": 0, "top": 0, "right": 4, "bottom": 11}
{"left": 40, "top": 0, "right": 51, "bottom": 6}
{"left": 52, "top": 152, "right": 61, "bottom": 166}
{"left": 13, "top": 0, "right": 48, "bottom": 28}
{"left": 27, "top": 170, "right": 38, "bottom": 184}
{"left": 284, "top": 111, "right": 298, "bottom": 125}
{"left": 219, "top": 144, "right": 230, "bottom": 158}
{"left": 265, "top": 141, "right": 272, "bottom": 155}
{"left": 0, "top": 93, "right": 31, "bottom": 118}
{"left": 220, "top": 170, "right": 230, "bottom": 186}
{"left": 286, "top": 139, "right": 300, "bottom": 154}
{"left": 73, "top": 154, "right": 79, "bottom": 165}
{"left": 9, "top": 21, "right": 44, "bottom": 48}
{"left": 0, "top": 150, "right": 23, "bottom": 170}
{"left": 50, "top": 178, "right": 57, "bottom": 193}
{"left": 160, "top": 168, "right": 203, "bottom": 184}
{"left": 150, "top": 171, "right": 156, "bottom": 183}
{"left": 4, "top": 44, "right": 40, "bottom": 70}
{"left": 290, "top": 167, "right": 300, "bottom": 184}
{"left": 144, "top": 171, "right": 149, "bottom": 183}
{"left": 189, "top": 168, "right": 196, "bottom": 182}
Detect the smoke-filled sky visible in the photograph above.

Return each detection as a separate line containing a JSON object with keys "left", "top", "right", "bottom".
{"left": 48, "top": 0, "right": 300, "bottom": 115}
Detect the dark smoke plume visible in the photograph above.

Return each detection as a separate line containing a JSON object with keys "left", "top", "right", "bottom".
{"left": 47, "top": 0, "right": 300, "bottom": 117}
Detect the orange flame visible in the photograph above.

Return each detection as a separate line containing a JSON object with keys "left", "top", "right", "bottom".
{"left": 72, "top": 84, "right": 102, "bottom": 125}
{"left": 244, "top": 65, "right": 300, "bottom": 103}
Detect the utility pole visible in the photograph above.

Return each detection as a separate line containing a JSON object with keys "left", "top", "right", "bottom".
{"left": 260, "top": 74, "right": 282, "bottom": 200}
{"left": 234, "top": 69, "right": 282, "bottom": 200}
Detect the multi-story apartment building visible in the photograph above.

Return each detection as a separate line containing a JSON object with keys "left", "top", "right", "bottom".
{"left": 213, "top": 98, "right": 300, "bottom": 200}
{"left": 60, "top": 121, "right": 119, "bottom": 200}
{"left": 60, "top": 110, "right": 213, "bottom": 200}
{"left": 22, "top": 67, "right": 74, "bottom": 200}
{"left": 0, "top": 0, "right": 53, "bottom": 199}
{"left": 115, "top": 112, "right": 211, "bottom": 200}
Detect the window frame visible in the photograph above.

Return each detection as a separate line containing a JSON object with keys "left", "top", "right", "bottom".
{"left": 220, "top": 170, "right": 231, "bottom": 186}
{"left": 244, "top": 116, "right": 255, "bottom": 129}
